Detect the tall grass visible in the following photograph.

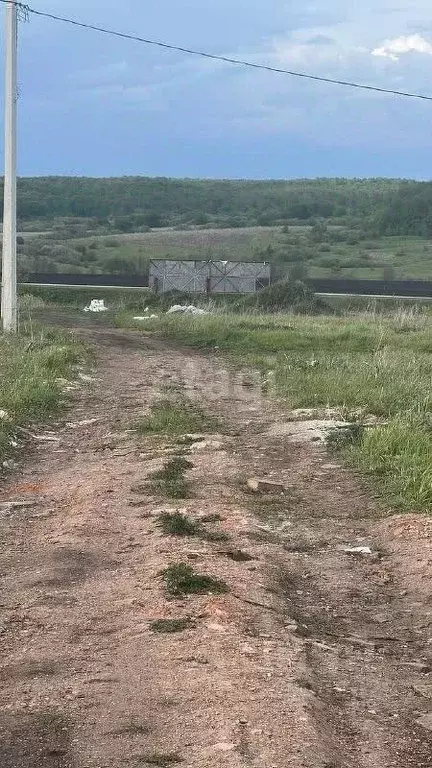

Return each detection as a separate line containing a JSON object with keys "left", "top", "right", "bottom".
{"left": 131, "top": 310, "right": 432, "bottom": 513}
{"left": 0, "top": 328, "right": 85, "bottom": 466}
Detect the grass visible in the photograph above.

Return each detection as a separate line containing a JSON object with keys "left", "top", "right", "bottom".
{"left": 156, "top": 510, "right": 230, "bottom": 542}
{"left": 19, "top": 283, "right": 151, "bottom": 311}
{"left": 35, "top": 226, "right": 432, "bottom": 281}
{"left": 161, "top": 563, "right": 229, "bottom": 597}
{"left": 149, "top": 618, "right": 195, "bottom": 633}
{"left": 135, "top": 310, "right": 432, "bottom": 513}
{"left": 0, "top": 327, "right": 85, "bottom": 467}
{"left": 136, "top": 399, "right": 215, "bottom": 436}
{"left": 149, "top": 456, "right": 193, "bottom": 499}
{"left": 156, "top": 512, "right": 200, "bottom": 536}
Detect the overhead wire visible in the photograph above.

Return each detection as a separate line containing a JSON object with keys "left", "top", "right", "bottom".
{"left": 1, "top": 0, "right": 432, "bottom": 102}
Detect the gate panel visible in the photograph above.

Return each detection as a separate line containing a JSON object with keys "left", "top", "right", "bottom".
{"left": 149, "top": 259, "right": 270, "bottom": 294}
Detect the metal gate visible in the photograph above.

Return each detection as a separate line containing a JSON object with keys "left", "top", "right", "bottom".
{"left": 149, "top": 259, "right": 270, "bottom": 294}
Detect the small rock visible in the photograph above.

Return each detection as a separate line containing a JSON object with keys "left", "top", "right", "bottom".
{"left": 213, "top": 742, "right": 235, "bottom": 752}
{"left": 413, "top": 684, "right": 432, "bottom": 699}
{"left": 66, "top": 419, "right": 99, "bottom": 429}
{"left": 222, "top": 549, "right": 255, "bottom": 562}
{"left": 0, "top": 501, "right": 37, "bottom": 514}
{"left": 247, "top": 478, "right": 285, "bottom": 493}
{"left": 191, "top": 440, "right": 223, "bottom": 451}
{"left": 402, "top": 662, "right": 431, "bottom": 674}
{"left": 416, "top": 713, "right": 432, "bottom": 731}
{"left": 342, "top": 546, "right": 373, "bottom": 556}
{"left": 206, "top": 622, "right": 227, "bottom": 632}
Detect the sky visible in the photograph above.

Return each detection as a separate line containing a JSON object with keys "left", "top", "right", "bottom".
{"left": 2, "top": 0, "right": 432, "bottom": 178}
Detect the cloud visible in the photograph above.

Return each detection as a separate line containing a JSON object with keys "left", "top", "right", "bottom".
{"left": 305, "top": 34, "right": 337, "bottom": 46}
{"left": 372, "top": 33, "right": 432, "bottom": 60}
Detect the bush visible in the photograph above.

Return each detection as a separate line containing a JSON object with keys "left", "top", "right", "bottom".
{"left": 19, "top": 294, "right": 46, "bottom": 311}
{"left": 235, "top": 279, "right": 333, "bottom": 315}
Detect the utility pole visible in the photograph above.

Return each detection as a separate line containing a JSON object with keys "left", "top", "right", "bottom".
{"left": 1, "top": 1, "right": 18, "bottom": 332}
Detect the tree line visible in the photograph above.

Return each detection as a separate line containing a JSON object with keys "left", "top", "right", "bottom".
{"left": 0, "top": 176, "right": 427, "bottom": 232}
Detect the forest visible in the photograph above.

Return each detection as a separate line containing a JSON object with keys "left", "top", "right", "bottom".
{"left": 4, "top": 176, "right": 428, "bottom": 232}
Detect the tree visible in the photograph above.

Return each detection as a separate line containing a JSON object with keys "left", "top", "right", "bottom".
{"left": 289, "top": 264, "right": 309, "bottom": 281}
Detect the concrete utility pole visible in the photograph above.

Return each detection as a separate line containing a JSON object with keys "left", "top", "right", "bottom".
{"left": 1, "top": 1, "right": 18, "bottom": 332}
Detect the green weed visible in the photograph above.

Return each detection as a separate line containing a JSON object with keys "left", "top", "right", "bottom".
{"left": 156, "top": 512, "right": 200, "bottom": 537}
{"left": 136, "top": 399, "right": 214, "bottom": 435}
{"left": 0, "top": 329, "right": 85, "bottom": 467}
{"left": 149, "top": 456, "right": 193, "bottom": 499}
{"left": 161, "top": 563, "right": 229, "bottom": 597}
{"left": 349, "top": 417, "right": 432, "bottom": 509}
{"left": 327, "top": 423, "right": 364, "bottom": 450}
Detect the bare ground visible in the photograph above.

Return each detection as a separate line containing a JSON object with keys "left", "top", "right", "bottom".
{"left": 0, "top": 326, "right": 432, "bottom": 768}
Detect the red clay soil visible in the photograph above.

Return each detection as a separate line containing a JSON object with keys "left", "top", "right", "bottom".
{"left": 0, "top": 327, "right": 431, "bottom": 768}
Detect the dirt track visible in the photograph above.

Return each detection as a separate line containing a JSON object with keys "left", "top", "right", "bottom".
{"left": 0, "top": 327, "right": 432, "bottom": 768}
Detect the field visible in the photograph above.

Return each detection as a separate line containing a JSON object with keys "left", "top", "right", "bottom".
{"left": 22, "top": 224, "right": 432, "bottom": 281}
{"left": 121, "top": 308, "right": 432, "bottom": 512}
{"left": 0, "top": 327, "right": 85, "bottom": 466}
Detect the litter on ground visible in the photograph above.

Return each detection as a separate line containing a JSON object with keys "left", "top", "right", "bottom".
{"left": 166, "top": 304, "right": 208, "bottom": 316}
{"left": 134, "top": 315, "right": 159, "bottom": 320}
{"left": 83, "top": 299, "right": 108, "bottom": 313}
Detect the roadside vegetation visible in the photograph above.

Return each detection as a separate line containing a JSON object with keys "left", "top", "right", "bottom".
{"left": 140, "top": 308, "right": 432, "bottom": 513}
{"left": 0, "top": 327, "right": 85, "bottom": 467}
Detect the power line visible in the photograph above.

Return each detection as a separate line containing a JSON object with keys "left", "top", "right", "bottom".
{"left": 2, "top": 0, "right": 432, "bottom": 102}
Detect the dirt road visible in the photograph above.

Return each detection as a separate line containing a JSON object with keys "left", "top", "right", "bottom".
{"left": 0, "top": 328, "right": 431, "bottom": 768}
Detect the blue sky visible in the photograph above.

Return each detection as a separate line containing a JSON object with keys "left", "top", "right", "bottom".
{"left": 3, "top": 0, "right": 432, "bottom": 178}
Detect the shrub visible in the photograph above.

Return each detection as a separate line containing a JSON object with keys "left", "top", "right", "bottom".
{"left": 161, "top": 563, "right": 229, "bottom": 596}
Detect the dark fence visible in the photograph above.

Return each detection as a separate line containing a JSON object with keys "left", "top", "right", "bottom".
{"left": 24, "top": 273, "right": 149, "bottom": 287}
{"left": 22, "top": 273, "right": 432, "bottom": 298}
{"left": 306, "top": 277, "right": 432, "bottom": 298}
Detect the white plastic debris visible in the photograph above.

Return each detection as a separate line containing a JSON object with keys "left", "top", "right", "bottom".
{"left": 342, "top": 546, "right": 373, "bottom": 555}
{"left": 134, "top": 315, "right": 158, "bottom": 320}
{"left": 83, "top": 299, "right": 108, "bottom": 313}
{"left": 0, "top": 409, "right": 10, "bottom": 421}
{"left": 166, "top": 304, "right": 208, "bottom": 316}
